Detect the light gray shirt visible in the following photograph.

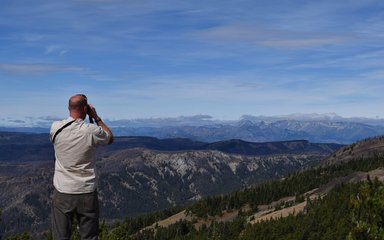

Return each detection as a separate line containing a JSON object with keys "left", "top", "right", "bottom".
{"left": 50, "top": 117, "right": 110, "bottom": 194}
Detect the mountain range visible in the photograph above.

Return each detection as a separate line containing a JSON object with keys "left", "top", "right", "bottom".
{"left": 2, "top": 114, "right": 384, "bottom": 144}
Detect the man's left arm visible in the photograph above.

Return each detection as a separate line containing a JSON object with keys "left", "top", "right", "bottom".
{"left": 94, "top": 117, "right": 113, "bottom": 144}
{"left": 88, "top": 104, "right": 114, "bottom": 145}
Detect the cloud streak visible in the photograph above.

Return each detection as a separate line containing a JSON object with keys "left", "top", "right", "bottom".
{"left": 0, "top": 63, "right": 84, "bottom": 75}
{"left": 199, "top": 24, "right": 350, "bottom": 49}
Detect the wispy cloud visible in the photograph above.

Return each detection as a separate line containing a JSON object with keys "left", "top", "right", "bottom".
{"left": 0, "top": 63, "right": 84, "bottom": 75}
{"left": 22, "top": 33, "right": 45, "bottom": 42}
{"left": 235, "top": 83, "right": 264, "bottom": 90}
{"left": 45, "top": 45, "right": 69, "bottom": 56}
{"left": 199, "top": 24, "right": 350, "bottom": 49}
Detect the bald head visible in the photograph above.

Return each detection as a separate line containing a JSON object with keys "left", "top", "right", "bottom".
{"left": 69, "top": 95, "right": 88, "bottom": 110}
{"left": 68, "top": 95, "right": 88, "bottom": 119}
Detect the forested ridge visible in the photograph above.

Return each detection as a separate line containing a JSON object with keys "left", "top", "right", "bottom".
{"left": 3, "top": 154, "right": 384, "bottom": 240}
{"left": 102, "top": 154, "right": 384, "bottom": 240}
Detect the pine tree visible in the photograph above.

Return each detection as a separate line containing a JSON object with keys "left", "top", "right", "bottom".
{"left": 209, "top": 222, "right": 222, "bottom": 240}
{"left": 348, "top": 178, "right": 384, "bottom": 239}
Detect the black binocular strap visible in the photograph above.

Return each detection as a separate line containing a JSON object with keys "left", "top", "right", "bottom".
{"left": 52, "top": 120, "right": 76, "bottom": 144}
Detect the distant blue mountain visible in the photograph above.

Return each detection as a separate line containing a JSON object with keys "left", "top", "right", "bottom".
{"left": 107, "top": 120, "right": 384, "bottom": 144}
{"left": 1, "top": 114, "right": 384, "bottom": 144}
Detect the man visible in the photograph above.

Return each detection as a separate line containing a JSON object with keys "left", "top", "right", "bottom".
{"left": 50, "top": 94, "right": 113, "bottom": 240}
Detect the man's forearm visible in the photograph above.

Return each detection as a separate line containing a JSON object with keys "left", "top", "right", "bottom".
{"left": 95, "top": 117, "right": 114, "bottom": 144}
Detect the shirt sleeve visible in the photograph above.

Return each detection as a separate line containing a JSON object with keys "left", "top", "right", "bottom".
{"left": 90, "top": 125, "right": 110, "bottom": 145}
{"left": 50, "top": 122, "right": 59, "bottom": 143}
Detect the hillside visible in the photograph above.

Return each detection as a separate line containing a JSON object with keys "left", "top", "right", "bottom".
{"left": 0, "top": 132, "right": 53, "bottom": 162}
{"left": 322, "top": 135, "right": 384, "bottom": 165}
{"left": 0, "top": 149, "right": 329, "bottom": 235}
{"left": 98, "top": 147, "right": 330, "bottom": 218}
{"left": 142, "top": 168, "right": 384, "bottom": 230}
{"left": 0, "top": 136, "right": 339, "bottom": 236}
{"left": 100, "top": 153, "right": 384, "bottom": 240}
{"left": 0, "top": 132, "right": 342, "bottom": 162}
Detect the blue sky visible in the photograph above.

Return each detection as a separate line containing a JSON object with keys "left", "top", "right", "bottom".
{"left": 1, "top": 0, "right": 383, "bottom": 123}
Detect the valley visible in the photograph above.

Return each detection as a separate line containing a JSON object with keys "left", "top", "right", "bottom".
{"left": 0, "top": 132, "right": 341, "bottom": 237}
